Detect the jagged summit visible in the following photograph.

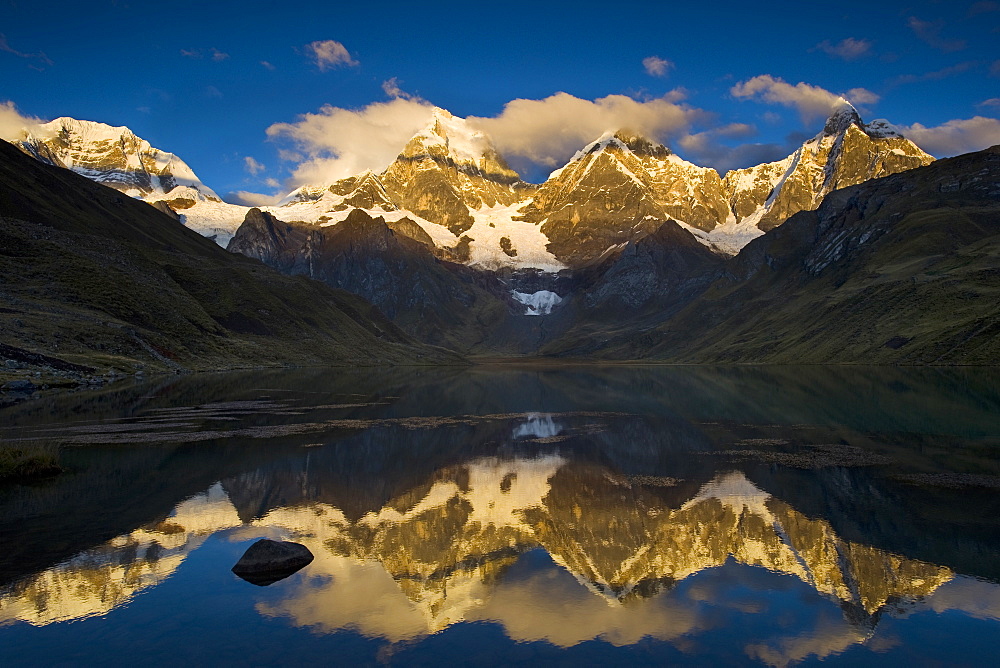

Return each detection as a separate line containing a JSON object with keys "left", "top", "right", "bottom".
{"left": 818, "top": 101, "right": 909, "bottom": 142}
{"left": 381, "top": 108, "right": 527, "bottom": 235}
{"left": 400, "top": 106, "right": 519, "bottom": 178}
{"left": 548, "top": 129, "right": 677, "bottom": 183}
{"left": 613, "top": 129, "right": 673, "bottom": 159}
{"left": 821, "top": 98, "right": 863, "bottom": 137}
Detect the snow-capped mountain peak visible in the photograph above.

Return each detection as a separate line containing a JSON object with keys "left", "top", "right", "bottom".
{"left": 402, "top": 106, "right": 507, "bottom": 171}
{"left": 723, "top": 105, "right": 934, "bottom": 234}
{"left": 16, "top": 117, "right": 219, "bottom": 201}
{"left": 548, "top": 128, "right": 673, "bottom": 181}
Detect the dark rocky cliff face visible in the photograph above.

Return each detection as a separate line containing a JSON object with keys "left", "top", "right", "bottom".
{"left": 229, "top": 208, "right": 516, "bottom": 351}
{"left": 580, "top": 221, "right": 726, "bottom": 315}
{"left": 227, "top": 208, "right": 313, "bottom": 275}
{"left": 536, "top": 221, "right": 727, "bottom": 355}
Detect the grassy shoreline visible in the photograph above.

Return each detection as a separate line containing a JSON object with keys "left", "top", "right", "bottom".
{"left": 0, "top": 443, "right": 62, "bottom": 482}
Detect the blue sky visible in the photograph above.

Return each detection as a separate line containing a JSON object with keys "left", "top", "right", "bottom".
{"left": 2, "top": 0, "right": 998, "bottom": 201}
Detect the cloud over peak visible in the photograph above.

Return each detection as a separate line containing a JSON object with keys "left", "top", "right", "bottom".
{"left": 226, "top": 190, "right": 283, "bottom": 207}
{"left": 267, "top": 97, "right": 434, "bottom": 186}
{"left": 0, "top": 100, "right": 42, "bottom": 141}
{"left": 731, "top": 75, "right": 879, "bottom": 123}
{"left": 468, "top": 92, "right": 704, "bottom": 171}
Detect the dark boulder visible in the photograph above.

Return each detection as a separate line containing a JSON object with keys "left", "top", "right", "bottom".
{"left": 231, "top": 539, "right": 314, "bottom": 586}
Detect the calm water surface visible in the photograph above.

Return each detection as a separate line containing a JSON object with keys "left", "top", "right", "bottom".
{"left": 1, "top": 365, "right": 999, "bottom": 666}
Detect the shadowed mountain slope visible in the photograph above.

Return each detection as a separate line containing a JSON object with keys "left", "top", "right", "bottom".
{"left": 228, "top": 208, "right": 517, "bottom": 352}
{"left": 0, "top": 139, "right": 460, "bottom": 372}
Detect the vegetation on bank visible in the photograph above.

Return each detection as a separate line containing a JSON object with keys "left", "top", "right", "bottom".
{"left": 0, "top": 443, "right": 61, "bottom": 481}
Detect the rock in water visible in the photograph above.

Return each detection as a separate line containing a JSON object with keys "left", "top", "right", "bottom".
{"left": 231, "top": 539, "right": 314, "bottom": 586}
{"left": 2, "top": 380, "right": 38, "bottom": 394}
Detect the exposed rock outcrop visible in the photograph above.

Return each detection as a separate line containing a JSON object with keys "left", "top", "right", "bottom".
{"left": 231, "top": 539, "right": 314, "bottom": 586}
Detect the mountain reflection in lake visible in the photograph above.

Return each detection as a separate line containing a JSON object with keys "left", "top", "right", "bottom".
{"left": 1, "top": 366, "right": 999, "bottom": 666}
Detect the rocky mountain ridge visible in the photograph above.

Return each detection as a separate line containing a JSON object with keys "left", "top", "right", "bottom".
{"left": 545, "top": 144, "right": 1000, "bottom": 363}
{"left": 722, "top": 102, "right": 934, "bottom": 233}
{"left": 13, "top": 103, "right": 932, "bottom": 268}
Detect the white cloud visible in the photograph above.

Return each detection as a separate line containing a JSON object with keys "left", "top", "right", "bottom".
{"left": 266, "top": 97, "right": 434, "bottom": 186}
{"left": 643, "top": 56, "right": 673, "bottom": 77}
{"left": 844, "top": 87, "right": 880, "bottom": 105}
{"left": 731, "top": 75, "right": 879, "bottom": 123}
{"left": 978, "top": 98, "right": 1000, "bottom": 108}
{"left": 243, "top": 156, "right": 265, "bottom": 175}
{"left": 0, "top": 100, "right": 42, "bottom": 141}
{"left": 261, "top": 60, "right": 275, "bottom": 71}
{"left": 898, "top": 116, "right": 1000, "bottom": 156}
{"left": 305, "top": 40, "right": 358, "bottom": 71}
{"left": 813, "top": 37, "right": 872, "bottom": 60}
{"left": 467, "top": 92, "right": 705, "bottom": 169}
{"left": 266, "top": 92, "right": 706, "bottom": 188}
{"left": 226, "top": 190, "right": 283, "bottom": 207}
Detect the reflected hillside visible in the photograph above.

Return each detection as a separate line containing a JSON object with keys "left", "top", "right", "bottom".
{"left": 0, "top": 484, "right": 240, "bottom": 625}
{"left": 2, "top": 454, "right": 980, "bottom": 654}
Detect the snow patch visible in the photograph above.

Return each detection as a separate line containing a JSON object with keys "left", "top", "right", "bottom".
{"left": 466, "top": 204, "right": 564, "bottom": 272}
{"left": 512, "top": 290, "right": 563, "bottom": 316}
{"left": 512, "top": 413, "right": 563, "bottom": 439}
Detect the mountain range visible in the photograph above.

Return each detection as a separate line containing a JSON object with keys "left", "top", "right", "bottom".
{"left": 13, "top": 103, "right": 932, "bottom": 265}
{"left": 3, "top": 103, "right": 998, "bottom": 368}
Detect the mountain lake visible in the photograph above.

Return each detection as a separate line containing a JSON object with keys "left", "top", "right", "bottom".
{"left": 1, "top": 365, "right": 998, "bottom": 666}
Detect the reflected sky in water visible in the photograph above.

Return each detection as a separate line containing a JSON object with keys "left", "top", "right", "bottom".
{"left": 1, "top": 366, "right": 999, "bottom": 665}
